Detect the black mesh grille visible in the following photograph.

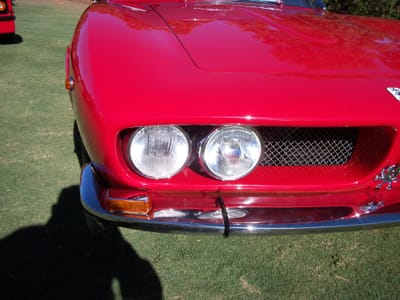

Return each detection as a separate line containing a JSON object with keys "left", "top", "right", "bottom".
{"left": 259, "top": 127, "right": 359, "bottom": 166}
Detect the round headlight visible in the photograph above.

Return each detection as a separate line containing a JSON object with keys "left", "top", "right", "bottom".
{"left": 200, "top": 126, "right": 263, "bottom": 180}
{"left": 128, "top": 126, "right": 190, "bottom": 179}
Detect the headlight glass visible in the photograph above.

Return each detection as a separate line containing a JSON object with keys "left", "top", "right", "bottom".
{"left": 200, "top": 126, "right": 263, "bottom": 180}
{"left": 128, "top": 126, "right": 190, "bottom": 179}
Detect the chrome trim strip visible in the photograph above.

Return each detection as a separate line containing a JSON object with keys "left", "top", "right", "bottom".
{"left": 80, "top": 164, "right": 400, "bottom": 235}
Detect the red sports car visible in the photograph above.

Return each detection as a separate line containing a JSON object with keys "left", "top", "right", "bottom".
{"left": 0, "top": 0, "right": 15, "bottom": 36}
{"left": 66, "top": 0, "right": 400, "bottom": 236}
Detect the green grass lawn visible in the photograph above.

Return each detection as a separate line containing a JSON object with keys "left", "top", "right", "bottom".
{"left": 1, "top": 1, "right": 399, "bottom": 299}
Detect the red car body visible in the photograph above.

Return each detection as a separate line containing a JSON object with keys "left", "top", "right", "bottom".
{"left": 66, "top": 0, "right": 400, "bottom": 235}
{"left": 0, "top": 0, "right": 15, "bottom": 35}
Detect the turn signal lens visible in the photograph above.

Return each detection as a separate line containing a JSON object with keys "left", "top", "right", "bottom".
{"left": 0, "top": 1, "right": 7, "bottom": 12}
{"left": 65, "top": 76, "right": 75, "bottom": 91}
{"left": 104, "top": 196, "right": 151, "bottom": 215}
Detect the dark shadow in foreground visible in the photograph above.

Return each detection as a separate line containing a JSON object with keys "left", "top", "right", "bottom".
{"left": 0, "top": 33, "right": 23, "bottom": 44}
{"left": 0, "top": 186, "right": 163, "bottom": 300}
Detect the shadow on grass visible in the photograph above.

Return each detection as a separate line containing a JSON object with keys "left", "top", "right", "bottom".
{"left": 0, "top": 33, "right": 23, "bottom": 44}
{"left": 0, "top": 186, "right": 162, "bottom": 300}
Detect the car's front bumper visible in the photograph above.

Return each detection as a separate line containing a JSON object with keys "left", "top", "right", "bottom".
{"left": 80, "top": 164, "right": 400, "bottom": 235}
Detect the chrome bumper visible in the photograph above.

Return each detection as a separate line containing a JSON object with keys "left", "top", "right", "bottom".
{"left": 80, "top": 164, "right": 400, "bottom": 235}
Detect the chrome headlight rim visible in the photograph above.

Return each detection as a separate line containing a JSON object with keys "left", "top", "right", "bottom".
{"left": 127, "top": 125, "right": 191, "bottom": 180}
{"left": 199, "top": 125, "right": 263, "bottom": 181}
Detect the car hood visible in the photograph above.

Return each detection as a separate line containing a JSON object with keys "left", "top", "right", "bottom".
{"left": 152, "top": 2, "right": 400, "bottom": 76}
{"left": 71, "top": 2, "right": 400, "bottom": 129}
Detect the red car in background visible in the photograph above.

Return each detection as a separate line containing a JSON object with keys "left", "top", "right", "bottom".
{"left": 66, "top": 0, "right": 400, "bottom": 236}
{"left": 0, "top": 0, "right": 15, "bottom": 36}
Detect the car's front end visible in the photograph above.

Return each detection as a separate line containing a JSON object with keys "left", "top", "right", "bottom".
{"left": 67, "top": 0, "right": 400, "bottom": 235}
{"left": 79, "top": 124, "right": 400, "bottom": 235}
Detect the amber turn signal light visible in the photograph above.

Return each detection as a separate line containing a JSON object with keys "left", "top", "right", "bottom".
{"left": 65, "top": 76, "right": 75, "bottom": 91}
{"left": 0, "top": 1, "right": 7, "bottom": 12}
{"left": 104, "top": 196, "right": 152, "bottom": 215}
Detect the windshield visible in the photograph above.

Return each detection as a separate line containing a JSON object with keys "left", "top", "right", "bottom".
{"left": 231, "top": 0, "right": 323, "bottom": 8}
{"left": 114, "top": 0, "right": 323, "bottom": 9}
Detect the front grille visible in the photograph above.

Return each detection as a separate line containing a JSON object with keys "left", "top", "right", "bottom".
{"left": 259, "top": 127, "right": 359, "bottom": 166}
